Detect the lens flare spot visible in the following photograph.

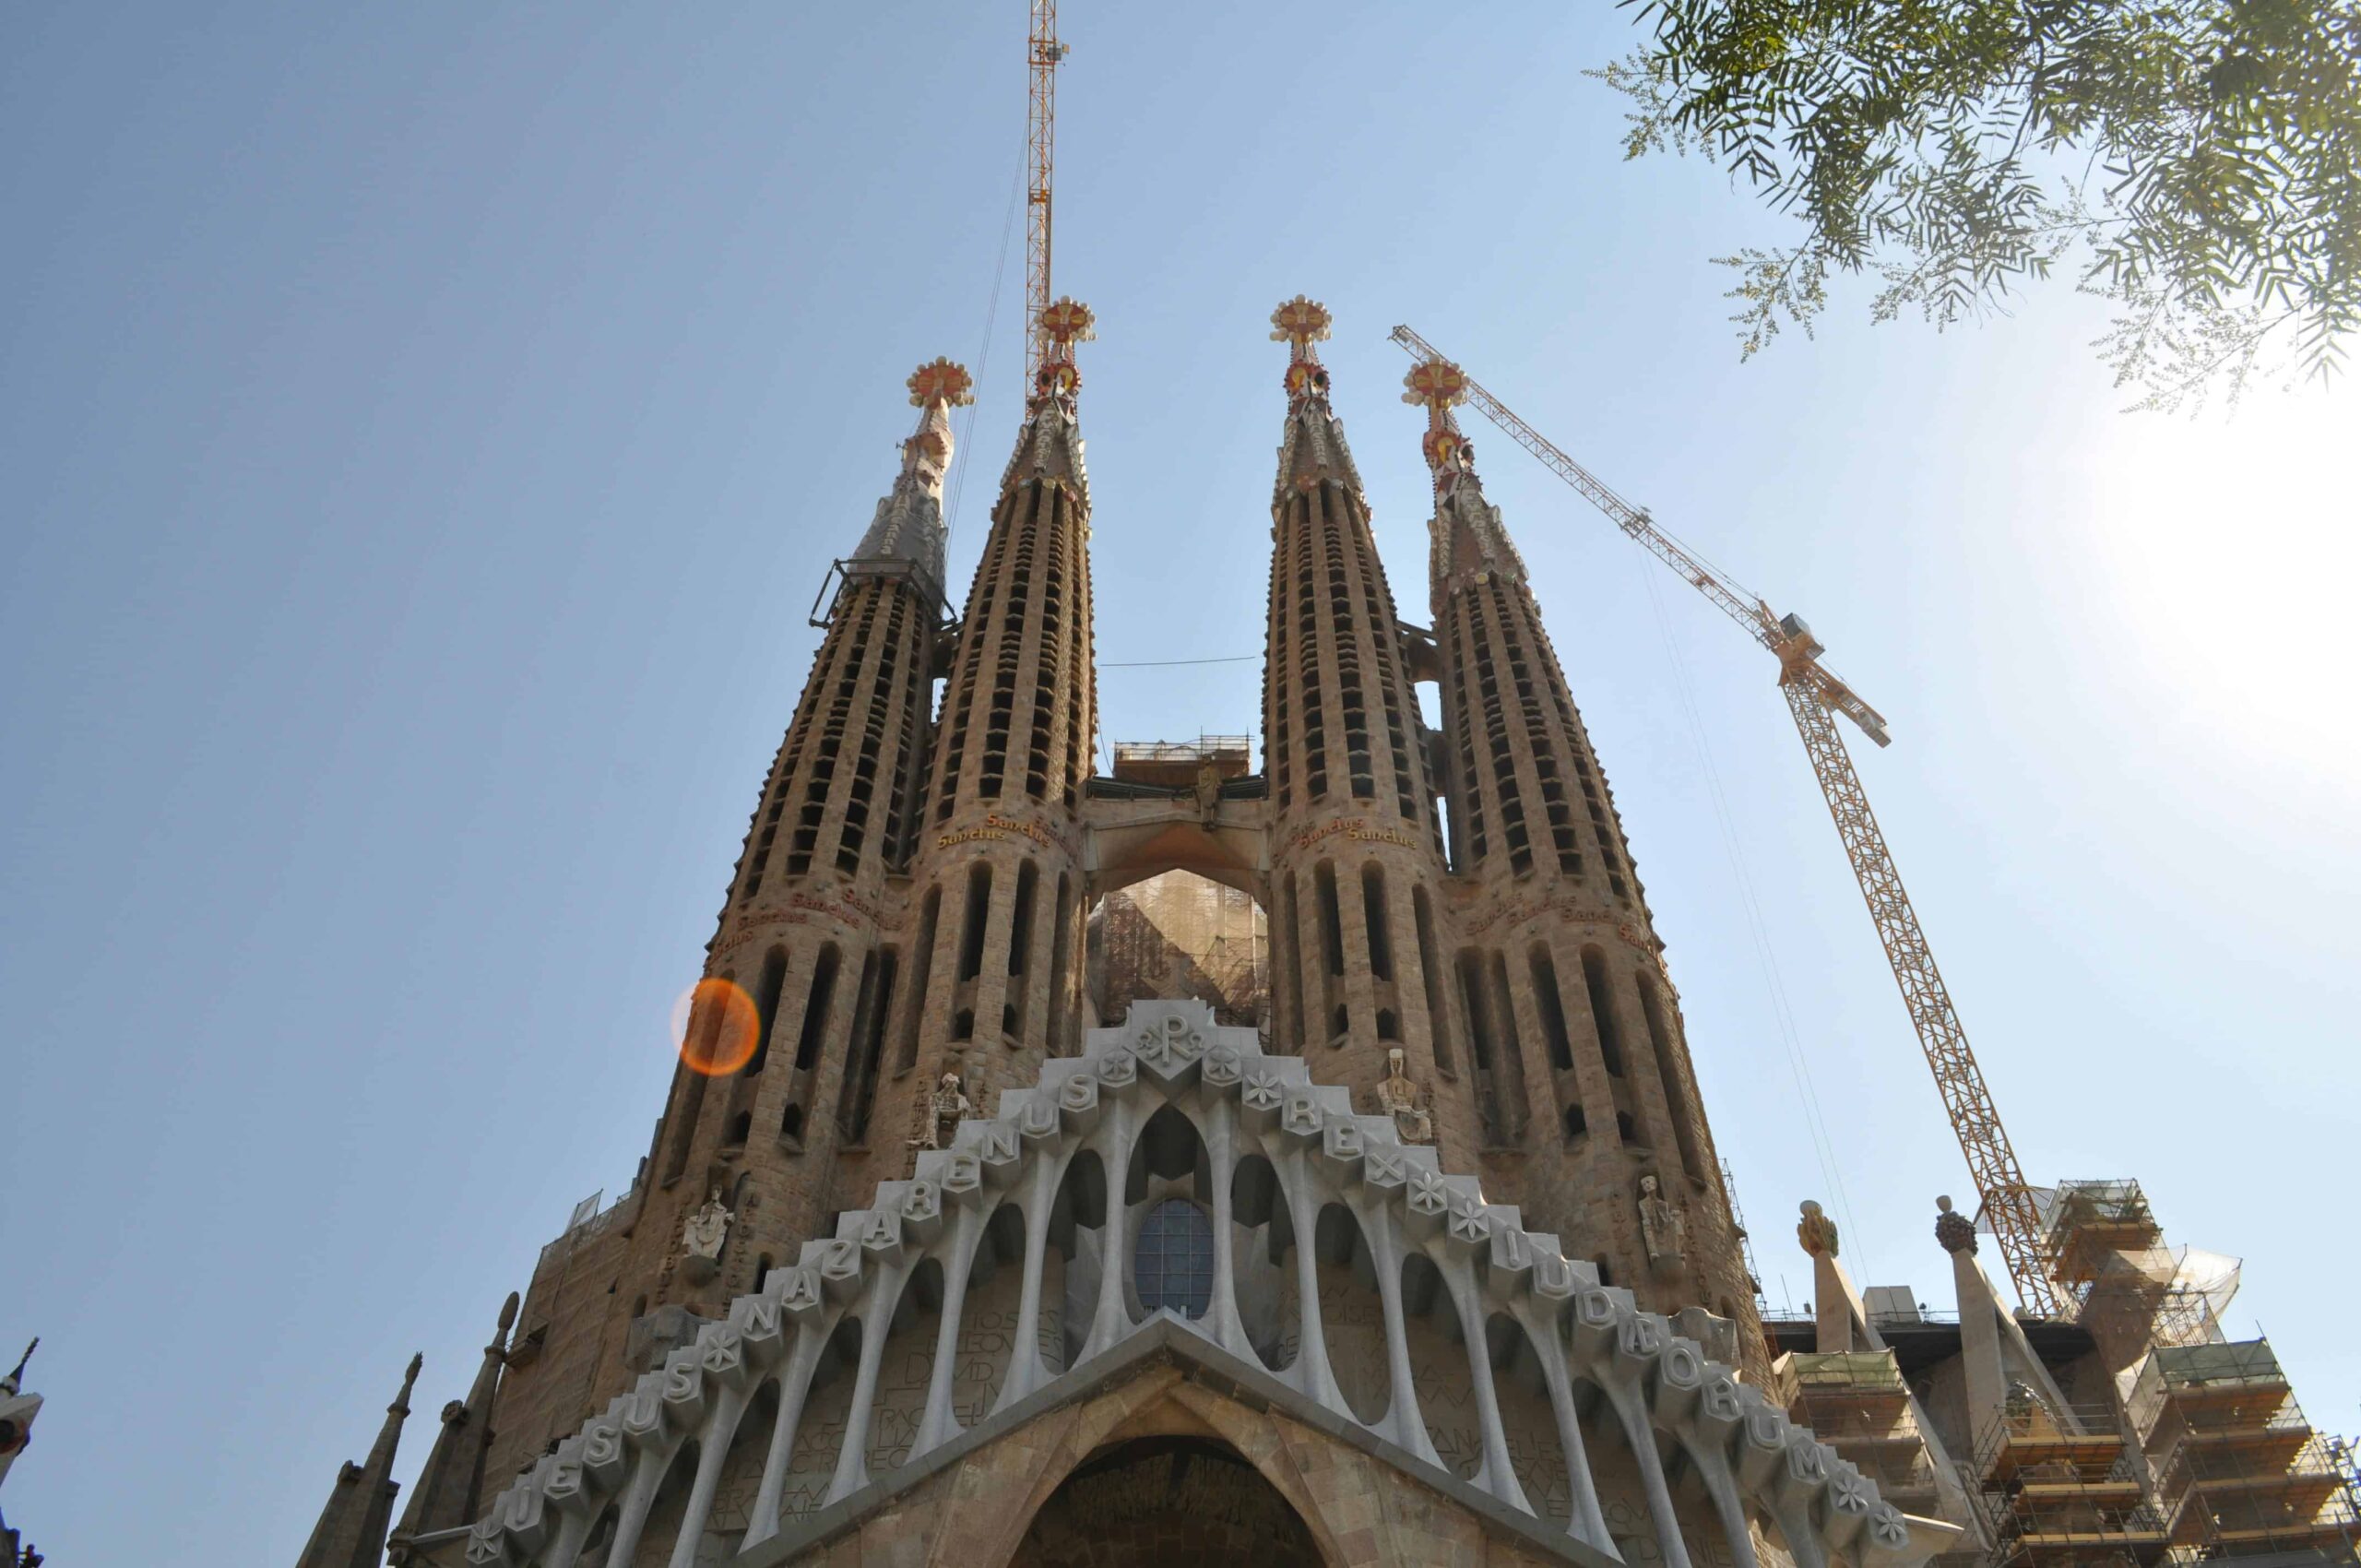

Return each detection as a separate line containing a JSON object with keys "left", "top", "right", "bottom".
{"left": 670, "top": 978, "right": 759, "bottom": 1077}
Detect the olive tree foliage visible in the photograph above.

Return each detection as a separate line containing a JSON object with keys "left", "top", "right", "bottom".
{"left": 1594, "top": 0, "right": 2361, "bottom": 408}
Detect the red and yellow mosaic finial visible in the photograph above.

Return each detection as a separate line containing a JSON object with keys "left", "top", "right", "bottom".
{"left": 1271, "top": 296, "right": 1333, "bottom": 361}
{"left": 907, "top": 357, "right": 976, "bottom": 410}
{"left": 1039, "top": 297, "right": 1096, "bottom": 350}
{"left": 1032, "top": 298, "right": 1095, "bottom": 407}
{"left": 1403, "top": 359, "right": 1477, "bottom": 485}
{"left": 1273, "top": 296, "right": 1335, "bottom": 404}
{"left": 1400, "top": 358, "right": 1469, "bottom": 410}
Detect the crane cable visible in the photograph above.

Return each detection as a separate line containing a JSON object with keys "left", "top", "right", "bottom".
{"left": 1630, "top": 548, "right": 1875, "bottom": 1291}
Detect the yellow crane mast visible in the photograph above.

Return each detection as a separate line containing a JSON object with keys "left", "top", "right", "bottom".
{"left": 1389, "top": 325, "right": 2063, "bottom": 1318}
{"left": 1025, "top": 1, "right": 1067, "bottom": 389}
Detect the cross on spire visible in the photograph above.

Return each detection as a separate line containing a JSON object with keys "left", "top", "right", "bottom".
{"left": 1031, "top": 297, "right": 1095, "bottom": 409}
{"left": 1272, "top": 295, "right": 1335, "bottom": 405}
{"left": 1402, "top": 359, "right": 1477, "bottom": 490}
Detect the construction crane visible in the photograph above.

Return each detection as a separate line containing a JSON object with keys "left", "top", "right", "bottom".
{"left": 1025, "top": 1, "right": 1067, "bottom": 388}
{"left": 1389, "top": 324, "right": 2063, "bottom": 1318}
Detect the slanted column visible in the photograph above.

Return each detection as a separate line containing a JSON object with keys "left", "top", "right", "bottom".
{"left": 994, "top": 1134, "right": 1061, "bottom": 1414}
{"left": 1940, "top": 1194, "right": 2009, "bottom": 1462}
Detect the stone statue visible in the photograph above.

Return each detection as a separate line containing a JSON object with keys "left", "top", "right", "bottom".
{"left": 1797, "top": 1198, "right": 1840, "bottom": 1258}
{"left": 1373, "top": 1048, "right": 1432, "bottom": 1144}
{"left": 1194, "top": 759, "right": 1223, "bottom": 825}
{"left": 1638, "top": 1173, "right": 1688, "bottom": 1274}
{"left": 909, "top": 1072, "right": 973, "bottom": 1151}
{"left": 684, "top": 1194, "right": 727, "bottom": 1265}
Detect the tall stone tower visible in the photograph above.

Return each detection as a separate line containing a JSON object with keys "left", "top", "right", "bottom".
{"left": 471, "top": 354, "right": 984, "bottom": 1486}
{"left": 1261, "top": 300, "right": 1459, "bottom": 1119}
{"left": 1400, "top": 353, "right": 1760, "bottom": 1359}
{"left": 897, "top": 297, "right": 1097, "bottom": 1099}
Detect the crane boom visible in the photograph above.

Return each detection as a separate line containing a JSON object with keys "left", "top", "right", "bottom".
{"left": 1025, "top": 1, "right": 1064, "bottom": 389}
{"left": 1389, "top": 324, "right": 2061, "bottom": 1317}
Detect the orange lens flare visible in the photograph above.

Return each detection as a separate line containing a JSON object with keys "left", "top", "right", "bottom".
{"left": 670, "top": 978, "right": 760, "bottom": 1077}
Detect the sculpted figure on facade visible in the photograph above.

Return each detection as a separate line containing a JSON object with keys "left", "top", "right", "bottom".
{"left": 1194, "top": 758, "right": 1223, "bottom": 825}
{"left": 1374, "top": 1047, "right": 1433, "bottom": 1144}
{"left": 909, "top": 1072, "right": 972, "bottom": 1152}
{"left": 1638, "top": 1172, "right": 1688, "bottom": 1274}
{"left": 680, "top": 1190, "right": 731, "bottom": 1284}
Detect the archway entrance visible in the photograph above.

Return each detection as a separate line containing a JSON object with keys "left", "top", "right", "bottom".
{"left": 1008, "top": 1435, "right": 1325, "bottom": 1567}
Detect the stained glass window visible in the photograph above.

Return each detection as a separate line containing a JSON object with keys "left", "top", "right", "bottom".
{"left": 1134, "top": 1198, "right": 1214, "bottom": 1318}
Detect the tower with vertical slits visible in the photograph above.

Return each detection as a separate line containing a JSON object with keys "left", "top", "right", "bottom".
{"left": 1260, "top": 299, "right": 1463, "bottom": 1139}
{"left": 475, "top": 357, "right": 985, "bottom": 1482}
{"left": 1403, "top": 353, "right": 1762, "bottom": 1365}
{"left": 894, "top": 298, "right": 1097, "bottom": 1112}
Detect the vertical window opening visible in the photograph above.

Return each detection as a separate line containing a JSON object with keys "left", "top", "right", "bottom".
{"left": 1045, "top": 873, "right": 1074, "bottom": 1055}
{"left": 1638, "top": 975, "right": 1703, "bottom": 1182}
{"left": 1315, "top": 861, "right": 1345, "bottom": 977}
{"left": 957, "top": 862, "right": 993, "bottom": 981}
{"left": 1359, "top": 863, "right": 1393, "bottom": 981}
{"left": 793, "top": 944, "right": 840, "bottom": 1072}
{"left": 1133, "top": 1199, "right": 1214, "bottom": 1319}
{"left": 833, "top": 951, "right": 887, "bottom": 1140}
{"left": 1530, "top": 946, "right": 1573, "bottom": 1072}
{"left": 1008, "top": 860, "right": 1038, "bottom": 983}
{"left": 896, "top": 888, "right": 939, "bottom": 1074}
{"left": 1581, "top": 946, "right": 1626, "bottom": 1077}
{"left": 1281, "top": 873, "right": 1307, "bottom": 1053}
{"left": 746, "top": 947, "right": 788, "bottom": 1077}
{"left": 1414, "top": 885, "right": 1455, "bottom": 1075}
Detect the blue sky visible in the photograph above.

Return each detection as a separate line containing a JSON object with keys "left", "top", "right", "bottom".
{"left": 2, "top": 5, "right": 2353, "bottom": 1562}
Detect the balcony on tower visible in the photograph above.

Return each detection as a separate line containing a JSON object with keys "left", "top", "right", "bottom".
{"left": 2127, "top": 1339, "right": 2361, "bottom": 1559}
{"left": 1769, "top": 1348, "right": 1944, "bottom": 1518}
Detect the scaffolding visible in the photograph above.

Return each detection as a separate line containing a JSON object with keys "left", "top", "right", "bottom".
{"left": 1109, "top": 735, "right": 1252, "bottom": 790}
{"left": 1087, "top": 870, "right": 1268, "bottom": 1028}
{"left": 1773, "top": 1349, "right": 1946, "bottom": 1518}
{"left": 2046, "top": 1181, "right": 2240, "bottom": 1366}
{"left": 1975, "top": 1396, "right": 2175, "bottom": 1568}
{"left": 2127, "top": 1340, "right": 2361, "bottom": 1562}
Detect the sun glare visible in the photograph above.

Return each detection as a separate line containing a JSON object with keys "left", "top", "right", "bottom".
{"left": 2079, "top": 390, "right": 2356, "bottom": 793}
{"left": 670, "top": 977, "right": 760, "bottom": 1076}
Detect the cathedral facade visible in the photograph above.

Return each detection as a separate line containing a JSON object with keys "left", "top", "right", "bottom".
{"left": 294, "top": 300, "right": 2356, "bottom": 1568}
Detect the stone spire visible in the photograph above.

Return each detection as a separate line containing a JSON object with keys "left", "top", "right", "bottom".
{"left": 1270, "top": 294, "right": 1365, "bottom": 502}
{"left": 1260, "top": 297, "right": 1450, "bottom": 1129}
{"left": 387, "top": 1294, "right": 517, "bottom": 1563}
{"left": 893, "top": 295, "right": 1098, "bottom": 1147}
{"left": 294, "top": 1352, "right": 419, "bottom": 1568}
{"left": 1405, "top": 358, "right": 1528, "bottom": 590}
{"left": 1405, "top": 355, "right": 1757, "bottom": 1364}
{"left": 484, "top": 362, "right": 976, "bottom": 1483}
{"left": 848, "top": 357, "right": 972, "bottom": 607}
